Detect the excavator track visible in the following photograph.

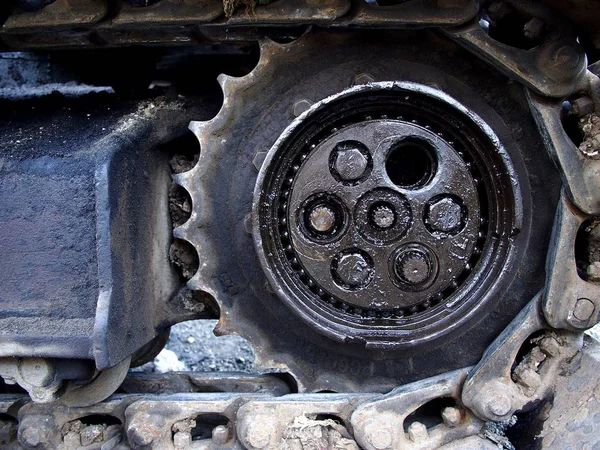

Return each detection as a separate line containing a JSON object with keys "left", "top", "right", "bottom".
{"left": 0, "top": 1, "right": 600, "bottom": 449}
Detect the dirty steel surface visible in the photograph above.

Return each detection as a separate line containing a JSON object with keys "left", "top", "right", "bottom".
{"left": 176, "top": 29, "right": 560, "bottom": 393}
{"left": 0, "top": 1, "right": 599, "bottom": 448}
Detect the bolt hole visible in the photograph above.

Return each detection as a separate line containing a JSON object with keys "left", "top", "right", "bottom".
{"left": 385, "top": 139, "right": 436, "bottom": 189}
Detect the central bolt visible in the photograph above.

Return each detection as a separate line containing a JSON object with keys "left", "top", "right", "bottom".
{"left": 309, "top": 205, "right": 336, "bottom": 233}
{"left": 395, "top": 249, "right": 432, "bottom": 285}
{"left": 333, "top": 145, "right": 368, "bottom": 181}
{"left": 334, "top": 252, "right": 373, "bottom": 289}
{"left": 370, "top": 204, "right": 396, "bottom": 229}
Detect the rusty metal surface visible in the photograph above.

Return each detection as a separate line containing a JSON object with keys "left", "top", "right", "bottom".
{"left": 0, "top": 0, "right": 598, "bottom": 54}
{"left": 343, "top": 0, "right": 477, "bottom": 28}
{"left": 112, "top": 0, "right": 223, "bottom": 28}
{"left": 445, "top": 1, "right": 587, "bottom": 97}
{"left": 0, "top": 2, "right": 598, "bottom": 448}
{"left": 462, "top": 294, "right": 582, "bottom": 422}
{"left": 177, "top": 28, "right": 557, "bottom": 393}
{"left": 351, "top": 368, "right": 482, "bottom": 450}
{"left": 2, "top": 0, "right": 107, "bottom": 32}
{"left": 538, "top": 336, "right": 600, "bottom": 449}
{"left": 120, "top": 372, "right": 291, "bottom": 396}
{"left": 224, "top": 0, "right": 351, "bottom": 25}
{"left": 0, "top": 368, "right": 503, "bottom": 449}
{"left": 237, "top": 393, "right": 375, "bottom": 450}
{"left": 527, "top": 91, "right": 600, "bottom": 216}
{"left": 445, "top": 24, "right": 586, "bottom": 98}
{"left": 543, "top": 192, "right": 600, "bottom": 331}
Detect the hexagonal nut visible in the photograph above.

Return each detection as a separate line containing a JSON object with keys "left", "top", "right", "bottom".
{"left": 333, "top": 147, "right": 368, "bottom": 181}
{"left": 19, "top": 427, "right": 42, "bottom": 448}
{"left": 441, "top": 407, "right": 462, "bottom": 428}
{"left": 426, "top": 197, "right": 463, "bottom": 233}
{"left": 19, "top": 420, "right": 52, "bottom": 449}
{"left": 407, "top": 421, "right": 428, "bottom": 443}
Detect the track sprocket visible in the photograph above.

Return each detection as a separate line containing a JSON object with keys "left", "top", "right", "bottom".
{"left": 176, "top": 30, "right": 560, "bottom": 392}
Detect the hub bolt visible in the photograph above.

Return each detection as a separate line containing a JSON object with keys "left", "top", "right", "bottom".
{"left": 308, "top": 205, "right": 336, "bottom": 233}
{"left": 334, "top": 252, "right": 373, "bottom": 288}
{"left": 370, "top": 204, "right": 395, "bottom": 229}
{"left": 426, "top": 197, "right": 463, "bottom": 233}
{"left": 333, "top": 145, "right": 368, "bottom": 181}
{"left": 395, "top": 249, "right": 432, "bottom": 285}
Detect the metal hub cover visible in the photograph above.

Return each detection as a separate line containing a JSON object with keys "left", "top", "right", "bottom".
{"left": 180, "top": 30, "right": 559, "bottom": 391}
{"left": 254, "top": 82, "right": 515, "bottom": 348}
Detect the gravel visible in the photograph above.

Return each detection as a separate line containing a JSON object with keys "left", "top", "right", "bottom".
{"left": 135, "top": 319, "right": 255, "bottom": 373}
{"left": 138, "top": 321, "right": 600, "bottom": 374}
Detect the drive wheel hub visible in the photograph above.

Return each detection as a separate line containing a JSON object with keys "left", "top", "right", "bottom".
{"left": 254, "top": 82, "right": 514, "bottom": 348}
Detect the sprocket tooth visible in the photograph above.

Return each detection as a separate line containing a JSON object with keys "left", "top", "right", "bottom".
{"left": 216, "top": 73, "right": 238, "bottom": 91}
{"left": 189, "top": 120, "right": 213, "bottom": 152}
{"left": 171, "top": 171, "right": 193, "bottom": 192}
{"left": 188, "top": 120, "right": 209, "bottom": 137}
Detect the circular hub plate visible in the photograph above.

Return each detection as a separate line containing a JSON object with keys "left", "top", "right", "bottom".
{"left": 288, "top": 120, "right": 480, "bottom": 311}
{"left": 253, "top": 82, "right": 517, "bottom": 348}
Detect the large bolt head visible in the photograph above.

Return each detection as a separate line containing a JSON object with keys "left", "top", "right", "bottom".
{"left": 363, "top": 419, "right": 393, "bottom": 449}
{"left": 426, "top": 197, "right": 463, "bottom": 233}
{"left": 333, "top": 252, "right": 374, "bottom": 289}
{"left": 243, "top": 422, "right": 275, "bottom": 449}
{"left": 486, "top": 394, "right": 512, "bottom": 418}
{"left": 572, "top": 298, "right": 595, "bottom": 322}
{"left": 19, "top": 427, "right": 41, "bottom": 448}
{"left": 18, "top": 358, "right": 56, "bottom": 388}
{"left": 333, "top": 146, "right": 368, "bottom": 181}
